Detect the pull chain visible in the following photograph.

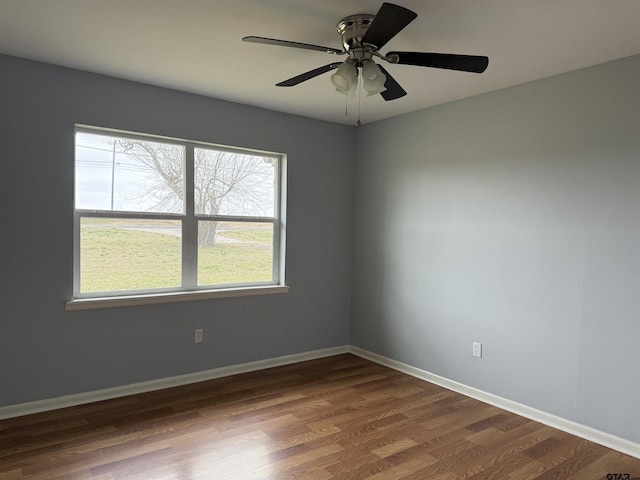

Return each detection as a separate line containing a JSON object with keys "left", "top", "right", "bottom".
{"left": 341, "top": 69, "right": 362, "bottom": 126}
{"left": 356, "top": 71, "right": 362, "bottom": 126}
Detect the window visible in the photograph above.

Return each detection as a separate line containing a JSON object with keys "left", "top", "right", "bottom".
{"left": 71, "top": 126, "right": 286, "bottom": 306}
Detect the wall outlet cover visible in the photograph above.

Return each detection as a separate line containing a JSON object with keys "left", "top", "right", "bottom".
{"left": 473, "top": 342, "right": 482, "bottom": 358}
{"left": 194, "top": 329, "right": 204, "bottom": 344}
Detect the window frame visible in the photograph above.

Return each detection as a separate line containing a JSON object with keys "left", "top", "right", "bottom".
{"left": 68, "top": 125, "right": 287, "bottom": 309}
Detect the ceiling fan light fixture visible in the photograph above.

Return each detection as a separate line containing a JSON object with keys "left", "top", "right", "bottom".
{"left": 330, "top": 61, "right": 357, "bottom": 91}
{"left": 364, "top": 85, "right": 387, "bottom": 96}
{"left": 335, "top": 82, "right": 358, "bottom": 97}
{"left": 362, "top": 60, "right": 387, "bottom": 96}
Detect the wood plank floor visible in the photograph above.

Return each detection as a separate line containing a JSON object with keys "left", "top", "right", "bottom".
{"left": 1, "top": 354, "right": 638, "bottom": 479}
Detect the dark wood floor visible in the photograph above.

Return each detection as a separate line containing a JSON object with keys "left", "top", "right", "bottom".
{"left": 1, "top": 354, "right": 638, "bottom": 479}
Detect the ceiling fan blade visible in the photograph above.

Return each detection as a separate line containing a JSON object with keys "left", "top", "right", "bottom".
{"left": 276, "top": 63, "right": 342, "bottom": 87}
{"left": 377, "top": 65, "right": 406, "bottom": 101}
{"left": 361, "top": 3, "right": 418, "bottom": 50}
{"left": 388, "top": 52, "right": 489, "bottom": 73}
{"left": 242, "top": 36, "right": 344, "bottom": 55}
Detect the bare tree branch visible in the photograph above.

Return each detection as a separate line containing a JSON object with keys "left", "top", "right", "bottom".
{"left": 115, "top": 140, "right": 275, "bottom": 246}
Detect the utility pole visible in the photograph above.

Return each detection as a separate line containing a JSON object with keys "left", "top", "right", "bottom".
{"left": 110, "top": 139, "right": 117, "bottom": 210}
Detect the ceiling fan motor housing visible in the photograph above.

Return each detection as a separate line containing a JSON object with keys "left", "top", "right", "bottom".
{"left": 337, "top": 14, "right": 375, "bottom": 65}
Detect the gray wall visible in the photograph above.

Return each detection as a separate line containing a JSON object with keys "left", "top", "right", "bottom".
{"left": 2, "top": 51, "right": 639, "bottom": 447}
{"left": 351, "top": 54, "right": 640, "bottom": 443}
{"left": 0, "top": 55, "right": 354, "bottom": 407}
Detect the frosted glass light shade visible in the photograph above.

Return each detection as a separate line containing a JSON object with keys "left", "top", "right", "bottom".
{"left": 362, "top": 60, "right": 387, "bottom": 96}
{"left": 331, "top": 61, "right": 358, "bottom": 94}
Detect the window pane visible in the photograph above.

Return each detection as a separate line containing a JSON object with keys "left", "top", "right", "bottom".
{"left": 75, "top": 131, "right": 185, "bottom": 214}
{"left": 80, "top": 217, "right": 182, "bottom": 292}
{"left": 198, "top": 221, "right": 273, "bottom": 286}
{"left": 194, "top": 148, "right": 277, "bottom": 217}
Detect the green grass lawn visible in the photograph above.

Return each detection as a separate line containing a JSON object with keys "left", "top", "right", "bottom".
{"left": 80, "top": 226, "right": 272, "bottom": 293}
{"left": 219, "top": 228, "right": 273, "bottom": 243}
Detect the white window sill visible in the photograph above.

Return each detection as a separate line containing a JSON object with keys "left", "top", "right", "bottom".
{"left": 65, "top": 285, "right": 290, "bottom": 311}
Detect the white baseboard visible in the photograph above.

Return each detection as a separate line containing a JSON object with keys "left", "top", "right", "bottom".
{"left": 2, "top": 344, "right": 638, "bottom": 460}
{"left": 349, "top": 345, "right": 640, "bottom": 460}
{"left": 0, "top": 345, "right": 349, "bottom": 421}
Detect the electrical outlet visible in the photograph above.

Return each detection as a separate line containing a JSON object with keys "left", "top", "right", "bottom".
{"left": 473, "top": 342, "right": 482, "bottom": 358}
{"left": 194, "top": 328, "right": 203, "bottom": 344}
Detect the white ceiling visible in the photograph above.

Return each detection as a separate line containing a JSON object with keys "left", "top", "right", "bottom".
{"left": 1, "top": 0, "right": 640, "bottom": 125}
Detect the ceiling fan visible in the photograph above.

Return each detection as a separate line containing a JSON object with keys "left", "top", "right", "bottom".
{"left": 242, "top": 2, "right": 489, "bottom": 101}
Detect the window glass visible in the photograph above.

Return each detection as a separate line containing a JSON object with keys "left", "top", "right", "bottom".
{"left": 74, "top": 127, "right": 284, "bottom": 298}
{"left": 195, "top": 147, "right": 277, "bottom": 217}
{"left": 198, "top": 221, "right": 274, "bottom": 286}
{"left": 75, "top": 131, "right": 185, "bottom": 213}
{"left": 80, "top": 217, "right": 182, "bottom": 292}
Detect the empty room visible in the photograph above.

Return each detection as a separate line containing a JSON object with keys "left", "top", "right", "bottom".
{"left": 1, "top": 1, "right": 639, "bottom": 478}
